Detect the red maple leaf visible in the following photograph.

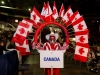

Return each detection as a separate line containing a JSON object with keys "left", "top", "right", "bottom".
{"left": 19, "top": 28, "right": 25, "bottom": 34}
{"left": 77, "top": 24, "right": 83, "bottom": 30}
{"left": 67, "top": 13, "right": 70, "bottom": 18}
{"left": 53, "top": 9, "right": 56, "bottom": 15}
{"left": 79, "top": 36, "right": 85, "bottom": 42}
{"left": 33, "top": 14, "right": 36, "bottom": 20}
{"left": 79, "top": 48, "right": 84, "bottom": 55}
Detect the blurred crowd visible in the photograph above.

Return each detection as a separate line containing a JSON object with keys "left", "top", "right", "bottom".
{"left": 87, "top": 46, "right": 100, "bottom": 73}
{"left": 0, "top": 30, "right": 15, "bottom": 49}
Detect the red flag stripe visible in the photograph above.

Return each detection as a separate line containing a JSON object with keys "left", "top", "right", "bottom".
{"left": 59, "top": 3, "right": 64, "bottom": 16}
{"left": 19, "top": 22, "right": 29, "bottom": 28}
{"left": 69, "top": 10, "right": 78, "bottom": 22}
{"left": 64, "top": 6, "right": 71, "bottom": 14}
{"left": 16, "top": 46, "right": 26, "bottom": 52}
{"left": 22, "top": 19, "right": 38, "bottom": 28}
{"left": 65, "top": 21, "right": 71, "bottom": 26}
{"left": 41, "top": 2, "right": 47, "bottom": 14}
{"left": 32, "top": 7, "right": 42, "bottom": 18}
{"left": 72, "top": 16, "right": 84, "bottom": 26}
{"left": 12, "top": 34, "right": 26, "bottom": 45}
{"left": 75, "top": 29, "right": 89, "bottom": 35}
{"left": 26, "top": 40, "right": 28, "bottom": 44}
{"left": 76, "top": 42, "right": 89, "bottom": 48}
{"left": 52, "top": 1, "right": 58, "bottom": 20}
{"left": 74, "top": 54, "right": 87, "bottom": 62}
{"left": 29, "top": 19, "right": 39, "bottom": 28}
{"left": 23, "top": 18, "right": 34, "bottom": 24}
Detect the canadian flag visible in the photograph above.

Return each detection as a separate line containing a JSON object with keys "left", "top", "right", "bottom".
{"left": 74, "top": 45, "right": 89, "bottom": 62}
{"left": 75, "top": 34, "right": 88, "bottom": 43}
{"left": 12, "top": 26, "right": 29, "bottom": 45}
{"left": 15, "top": 26, "right": 28, "bottom": 37}
{"left": 44, "top": 2, "right": 53, "bottom": 22}
{"left": 21, "top": 18, "right": 38, "bottom": 29}
{"left": 15, "top": 40, "right": 30, "bottom": 56}
{"left": 30, "top": 7, "right": 41, "bottom": 25}
{"left": 21, "top": 18, "right": 33, "bottom": 31}
{"left": 69, "top": 10, "right": 81, "bottom": 23}
{"left": 63, "top": 6, "right": 73, "bottom": 26}
{"left": 41, "top": 2, "right": 47, "bottom": 20}
{"left": 59, "top": 3, "right": 65, "bottom": 18}
{"left": 52, "top": 1, "right": 58, "bottom": 20}
{"left": 12, "top": 34, "right": 26, "bottom": 45}
{"left": 72, "top": 16, "right": 88, "bottom": 32}
{"left": 12, "top": 19, "right": 33, "bottom": 45}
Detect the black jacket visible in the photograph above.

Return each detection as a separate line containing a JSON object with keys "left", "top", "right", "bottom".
{"left": 94, "top": 50, "right": 100, "bottom": 63}
{"left": 0, "top": 46, "right": 8, "bottom": 55}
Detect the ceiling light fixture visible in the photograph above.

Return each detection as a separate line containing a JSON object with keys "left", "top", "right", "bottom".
{"left": 1, "top": 1, "right": 5, "bottom": 4}
{"left": 28, "top": 8, "right": 31, "bottom": 11}
{"left": 15, "top": 19, "right": 18, "bottom": 23}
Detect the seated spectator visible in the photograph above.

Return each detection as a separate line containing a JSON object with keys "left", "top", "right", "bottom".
{"left": 95, "top": 47, "right": 100, "bottom": 63}
{"left": 93, "top": 46, "right": 100, "bottom": 72}
{"left": 87, "top": 48, "right": 97, "bottom": 72}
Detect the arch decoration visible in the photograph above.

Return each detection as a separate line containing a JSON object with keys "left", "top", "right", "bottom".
{"left": 12, "top": 1, "right": 89, "bottom": 62}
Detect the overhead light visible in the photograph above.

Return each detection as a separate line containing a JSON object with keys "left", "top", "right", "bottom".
{"left": 0, "top": 6, "right": 27, "bottom": 11}
{"left": 97, "top": 20, "right": 99, "bottom": 22}
{"left": 28, "top": 8, "right": 31, "bottom": 11}
{"left": 1, "top": 1, "right": 5, "bottom": 4}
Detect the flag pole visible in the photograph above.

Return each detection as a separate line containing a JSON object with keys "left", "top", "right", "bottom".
{"left": 51, "top": 68, "right": 53, "bottom": 75}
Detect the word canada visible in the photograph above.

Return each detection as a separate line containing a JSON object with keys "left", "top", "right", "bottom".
{"left": 44, "top": 57, "right": 60, "bottom": 61}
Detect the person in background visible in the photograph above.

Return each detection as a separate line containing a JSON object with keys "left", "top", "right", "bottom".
{"left": 95, "top": 47, "right": 100, "bottom": 62}
{"left": 0, "top": 40, "right": 9, "bottom": 55}
{"left": 87, "top": 48, "right": 96, "bottom": 72}
{"left": 93, "top": 46, "right": 100, "bottom": 72}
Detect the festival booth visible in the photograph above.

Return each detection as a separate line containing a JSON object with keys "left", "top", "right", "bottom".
{"left": 12, "top": 1, "right": 89, "bottom": 75}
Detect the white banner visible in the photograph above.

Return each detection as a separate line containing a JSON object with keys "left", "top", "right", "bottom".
{"left": 40, "top": 51, "right": 64, "bottom": 68}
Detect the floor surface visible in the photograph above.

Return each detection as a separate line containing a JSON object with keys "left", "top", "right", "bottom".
{"left": 18, "top": 50, "right": 100, "bottom": 75}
